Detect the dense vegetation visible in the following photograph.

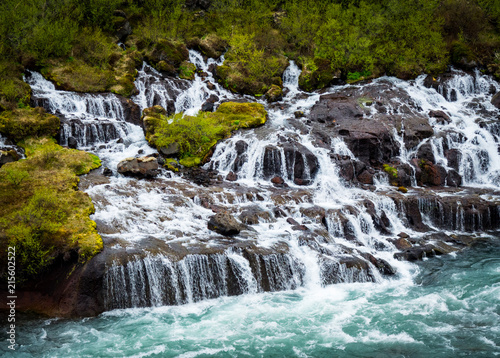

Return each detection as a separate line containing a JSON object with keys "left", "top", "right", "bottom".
{"left": 0, "top": 0, "right": 500, "bottom": 103}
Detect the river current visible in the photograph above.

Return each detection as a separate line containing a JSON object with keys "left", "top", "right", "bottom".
{"left": 3, "top": 50, "right": 500, "bottom": 357}
{"left": 5, "top": 238, "right": 499, "bottom": 357}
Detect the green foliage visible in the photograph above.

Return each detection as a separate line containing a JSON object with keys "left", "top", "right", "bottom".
{"left": 0, "top": 62, "right": 31, "bottom": 111}
{"left": 218, "top": 33, "right": 288, "bottom": 95}
{"left": 145, "top": 102, "right": 267, "bottom": 167}
{"left": 383, "top": 164, "right": 398, "bottom": 180}
{"left": 347, "top": 70, "right": 372, "bottom": 82}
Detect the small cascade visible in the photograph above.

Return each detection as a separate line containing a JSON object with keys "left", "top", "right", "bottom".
{"left": 282, "top": 60, "right": 301, "bottom": 96}
{"left": 132, "top": 62, "right": 189, "bottom": 112}
{"left": 406, "top": 69, "right": 500, "bottom": 187}
{"left": 25, "top": 71, "right": 136, "bottom": 149}
{"left": 22, "top": 53, "right": 500, "bottom": 314}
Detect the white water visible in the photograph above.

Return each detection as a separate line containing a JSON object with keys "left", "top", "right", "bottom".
{"left": 24, "top": 52, "right": 500, "bottom": 311}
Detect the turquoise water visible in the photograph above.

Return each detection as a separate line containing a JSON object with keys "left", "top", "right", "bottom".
{"left": 3, "top": 239, "right": 499, "bottom": 358}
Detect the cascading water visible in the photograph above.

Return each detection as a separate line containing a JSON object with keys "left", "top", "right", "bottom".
{"left": 13, "top": 51, "right": 500, "bottom": 357}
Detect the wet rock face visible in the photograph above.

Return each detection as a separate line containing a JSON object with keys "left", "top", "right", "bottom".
{"left": 117, "top": 157, "right": 159, "bottom": 178}
{"left": 492, "top": 92, "right": 500, "bottom": 109}
{"left": 423, "top": 74, "right": 458, "bottom": 101}
{"left": 207, "top": 211, "right": 243, "bottom": 236}
{"left": 261, "top": 142, "right": 319, "bottom": 184}
{"left": 309, "top": 93, "right": 399, "bottom": 166}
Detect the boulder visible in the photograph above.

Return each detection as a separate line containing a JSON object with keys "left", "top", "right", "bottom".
{"left": 428, "top": 110, "right": 451, "bottom": 123}
{"left": 207, "top": 211, "right": 242, "bottom": 236}
{"left": 491, "top": 92, "right": 500, "bottom": 109}
{"left": 265, "top": 85, "right": 283, "bottom": 102}
{"left": 417, "top": 142, "right": 435, "bottom": 163}
{"left": 446, "top": 170, "right": 462, "bottom": 187}
{"left": 402, "top": 115, "right": 434, "bottom": 149}
{"left": 232, "top": 140, "right": 248, "bottom": 172}
{"left": 226, "top": 171, "right": 237, "bottom": 181}
{"left": 117, "top": 156, "right": 159, "bottom": 178}
{"left": 159, "top": 142, "right": 180, "bottom": 157}
{"left": 239, "top": 206, "right": 274, "bottom": 225}
{"left": 67, "top": 136, "right": 78, "bottom": 149}
{"left": 445, "top": 148, "right": 461, "bottom": 171}
{"left": 0, "top": 149, "right": 19, "bottom": 167}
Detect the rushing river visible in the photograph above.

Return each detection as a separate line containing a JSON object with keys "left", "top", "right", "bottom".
{"left": 4, "top": 238, "right": 499, "bottom": 357}
{"left": 6, "top": 50, "right": 500, "bottom": 356}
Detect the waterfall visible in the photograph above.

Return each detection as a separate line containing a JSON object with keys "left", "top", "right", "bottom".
{"left": 23, "top": 52, "right": 500, "bottom": 312}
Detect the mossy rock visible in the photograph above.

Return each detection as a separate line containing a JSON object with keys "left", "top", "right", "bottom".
{"left": 383, "top": 164, "right": 398, "bottom": 183}
{"left": 216, "top": 35, "right": 288, "bottom": 96}
{"left": 143, "top": 102, "right": 267, "bottom": 167}
{"left": 0, "top": 107, "right": 60, "bottom": 143}
{"left": 145, "top": 39, "right": 189, "bottom": 76}
{"left": 187, "top": 34, "right": 228, "bottom": 58}
{"left": 0, "top": 137, "right": 102, "bottom": 284}
{"left": 298, "top": 57, "right": 341, "bottom": 92}
{"left": 179, "top": 61, "right": 197, "bottom": 80}
{"left": 109, "top": 51, "right": 142, "bottom": 97}
{"left": 265, "top": 84, "right": 283, "bottom": 102}
{"left": 42, "top": 58, "right": 115, "bottom": 93}
{"left": 164, "top": 158, "right": 180, "bottom": 172}
{"left": 142, "top": 105, "right": 168, "bottom": 142}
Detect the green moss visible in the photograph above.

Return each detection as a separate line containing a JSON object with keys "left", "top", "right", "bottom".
{"left": 0, "top": 137, "right": 102, "bottom": 283}
{"left": 179, "top": 61, "right": 196, "bottom": 80}
{"left": 357, "top": 97, "right": 374, "bottom": 108}
{"left": 398, "top": 186, "right": 408, "bottom": 193}
{"left": 179, "top": 156, "right": 201, "bottom": 167}
{"left": 0, "top": 107, "right": 60, "bottom": 143}
{"left": 145, "top": 39, "right": 189, "bottom": 76}
{"left": 383, "top": 164, "right": 398, "bottom": 180}
{"left": 164, "top": 158, "right": 180, "bottom": 172}
{"left": 216, "top": 33, "right": 288, "bottom": 96}
{"left": 143, "top": 102, "right": 267, "bottom": 167}
{"left": 42, "top": 58, "right": 115, "bottom": 93}
{"left": 298, "top": 57, "right": 339, "bottom": 92}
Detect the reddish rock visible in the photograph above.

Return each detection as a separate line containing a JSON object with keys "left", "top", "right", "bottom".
{"left": 226, "top": 171, "right": 238, "bottom": 181}
{"left": 271, "top": 176, "right": 284, "bottom": 185}
{"left": 357, "top": 169, "right": 374, "bottom": 184}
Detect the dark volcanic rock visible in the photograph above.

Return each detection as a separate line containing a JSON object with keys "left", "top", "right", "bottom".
{"left": 226, "top": 171, "right": 237, "bottom": 181}
{"left": 239, "top": 206, "right": 274, "bottom": 225}
{"left": 0, "top": 149, "right": 19, "bottom": 167}
{"left": 491, "top": 92, "right": 500, "bottom": 109}
{"left": 208, "top": 211, "right": 242, "bottom": 236}
{"left": 282, "top": 142, "right": 319, "bottom": 182}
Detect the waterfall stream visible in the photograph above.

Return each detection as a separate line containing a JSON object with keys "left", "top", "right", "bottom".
{"left": 24, "top": 51, "right": 500, "bottom": 314}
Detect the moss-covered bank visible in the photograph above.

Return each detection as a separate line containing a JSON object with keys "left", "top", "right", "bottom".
{"left": 0, "top": 138, "right": 102, "bottom": 284}
{"left": 143, "top": 102, "right": 267, "bottom": 167}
